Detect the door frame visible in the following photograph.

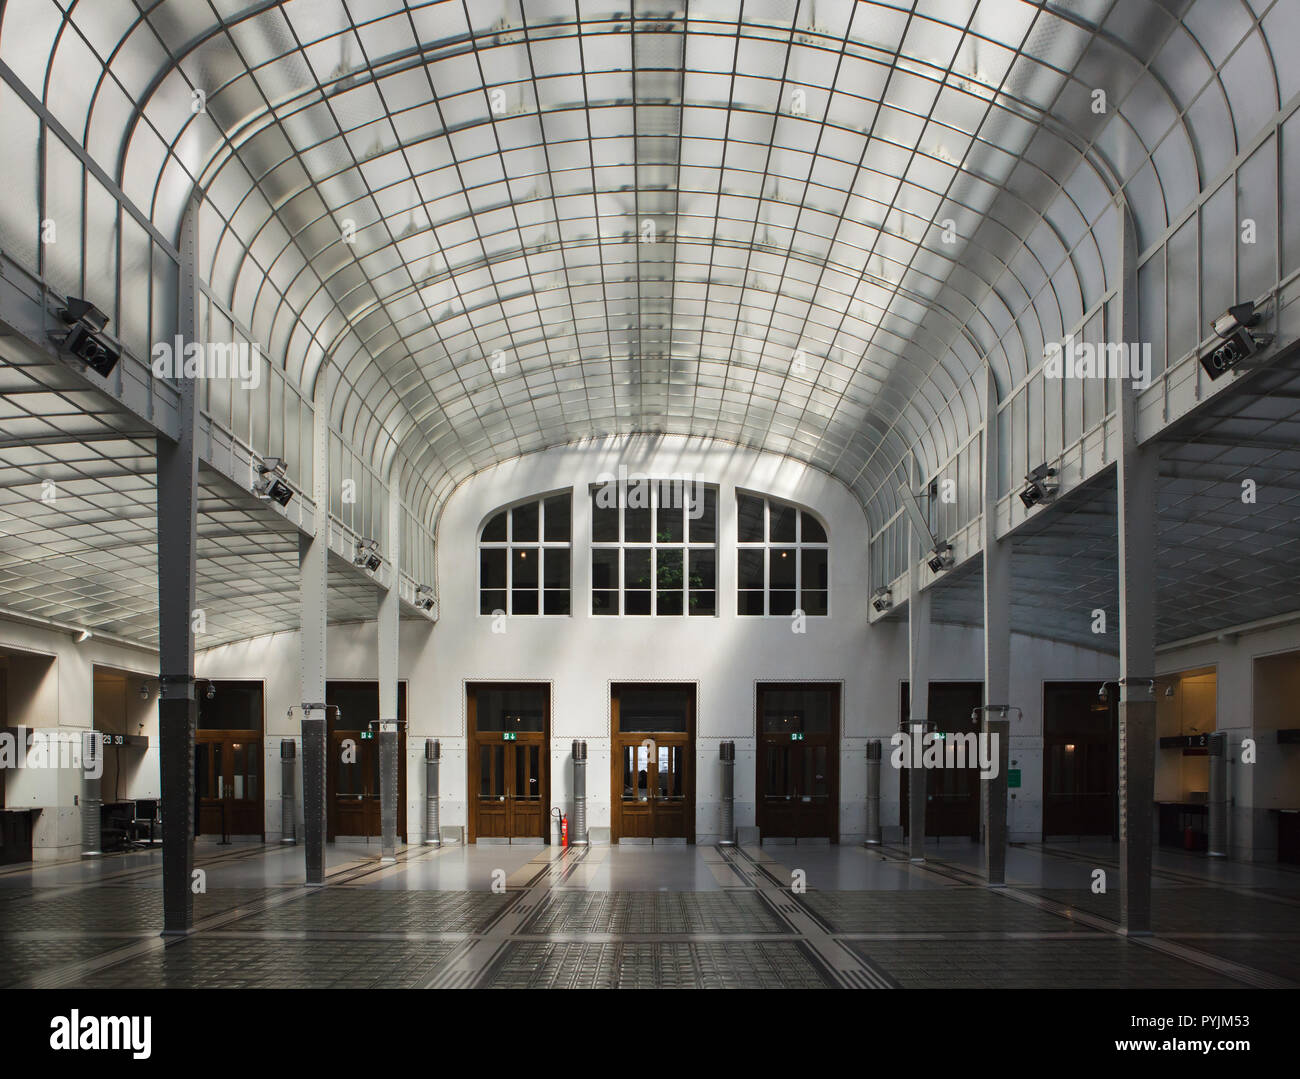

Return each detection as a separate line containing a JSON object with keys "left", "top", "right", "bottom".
{"left": 609, "top": 681, "right": 696, "bottom": 844}
{"left": 194, "top": 677, "right": 267, "bottom": 840}
{"left": 466, "top": 681, "right": 552, "bottom": 843}
{"left": 754, "top": 681, "right": 841, "bottom": 842}
{"left": 324, "top": 679, "right": 408, "bottom": 842}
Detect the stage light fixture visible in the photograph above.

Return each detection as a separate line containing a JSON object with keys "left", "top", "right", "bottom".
{"left": 926, "top": 542, "right": 953, "bottom": 574}
{"left": 56, "top": 296, "right": 123, "bottom": 378}
{"left": 1200, "top": 301, "right": 1273, "bottom": 380}
{"left": 415, "top": 585, "right": 435, "bottom": 612}
{"left": 354, "top": 539, "right": 382, "bottom": 572}
{"left": 254, "top": 457, "right": 293, "bottom": 506}
{"left": 871, "top": 588, "right": 893, "bottom": 613}
{"left": 1019, "top": 463, "right": 1059, "bottom": 509}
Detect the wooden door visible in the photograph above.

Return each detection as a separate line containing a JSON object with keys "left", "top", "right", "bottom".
{"left": 325, "top": 682, "right": 408, "bottom": 841}
{"left": 756, "top": 684, "right": 839, "bottom": 840}
{"left": 900, "top": 682, "right": 983, "bottom": 839}
{"left": 195, "top": 732, "right": 263, "bottom": 837}
{"left": 611, "top": 684, "right": 694, "bottom": 842}
{"left": 468, "top": 684, "right": 549, "bottom": 842}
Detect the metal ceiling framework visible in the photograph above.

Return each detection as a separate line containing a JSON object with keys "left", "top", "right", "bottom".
{"left": 0, "top": 0, "right": 1296, "bottom": 649}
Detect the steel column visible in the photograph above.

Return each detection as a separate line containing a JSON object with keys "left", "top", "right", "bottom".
{"left": 157, "top": 197, "right": 200, "bottom": 933}
{"left": 378, "top": 476, "right": 401, "bottom": 863}
{"left": 1117, "top": 197, "right": 1158, "bottom": 935}
{"left": 299, "top": 374, "right": 331, "bottom": 886}
{"left": 981, "top": 367, "right": 1012, "bottom": 884}
{"left": 864, "top": 739, "right": 882, "bottom": 845}
{"left": 907, "top": 454, "right": 932, "bottom": 863}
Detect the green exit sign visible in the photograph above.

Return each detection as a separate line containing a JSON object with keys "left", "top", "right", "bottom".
{"left": 1007, "top": 768, "right": 1021, "bottom": 788}
{"left": 790, "top": 732, "right": 804, "bottom": 741}
{"left": 360, "top": 731, "right": 372, "bottom": 741}
{"left": 503, "top": 732, "right": 516, "bottom": 741}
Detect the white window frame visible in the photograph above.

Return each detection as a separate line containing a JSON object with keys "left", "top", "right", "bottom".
{"left": 735, "top": 492, "right": 831, "bottom": 617}
{"left": 477, "top": 491, "right": 572, "bottom": 617}
{"left": 589, "top": 480, "right": 718, "bottom": 617}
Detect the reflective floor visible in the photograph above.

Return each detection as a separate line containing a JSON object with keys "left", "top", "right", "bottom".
{"left": 2, "top": 839, "right": 1297, "bottom": 989}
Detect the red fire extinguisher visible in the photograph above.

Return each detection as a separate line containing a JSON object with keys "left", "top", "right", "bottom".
{"left": 561, "top": 813, "right": 569, "bottom": 848}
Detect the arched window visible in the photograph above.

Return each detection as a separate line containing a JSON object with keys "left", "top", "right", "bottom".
{"left": 736, "top": 493, "right": 829, "bottom": 616}
{"left": 479, "top": 492, "right": 572, "bottom": 616}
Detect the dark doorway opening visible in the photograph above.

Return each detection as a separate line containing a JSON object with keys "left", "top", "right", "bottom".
{"left": 756, "top": 683, "right": 839, "bottom": 840}
{"left": 899, "top": 681, "right": 983, "bottom": 840}
{"left": 195, "top": 680, "right": 265, "bottom": 838}
{"left": 1043, "top": 682, "right": 1118, "bottom": 839}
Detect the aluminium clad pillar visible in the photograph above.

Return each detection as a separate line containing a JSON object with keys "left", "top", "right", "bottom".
{"left": 299, "top": 374, "right": 331, "bottom": 885}
{"left": 981, "top": 366, "right": 1012, "bottom": 885}
{"left": 907, "top": 454, "right": 931, "bottom": 863}
{"left": 1116, "top": 197, "right": 1158, "bottom": 935}
{"left": 377, "top": 472, "right": 401, "bottom": 862}
{"left": 157, "top": 197, "right": 201, "bottom": 933}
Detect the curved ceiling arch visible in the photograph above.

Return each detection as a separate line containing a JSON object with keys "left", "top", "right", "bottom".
{"left": 1, "top": 0, "right": 1285, "bottom": 529}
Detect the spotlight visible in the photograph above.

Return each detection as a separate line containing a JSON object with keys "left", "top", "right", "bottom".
{"left": 1164, "top": 684, "right": 1175, "bottom": 698}
{"left": 354, "top": 539, "right": 382, "bottom": 572}
{"left": 75, "top": 628, "right": 92, "bottom": 643}
{"left": 871, "top": 587, "right": 893, "bottom": 613}
{"left": 1098, "top": 683, "right": 1110, "bottom": 703}
{"left": 254, "top": 457, "right": 293, "bottom": 506}
{"left": 1019, "top": 463, "right": 1059, "bottom": 509}
{"left": 1200, "top": 301, "right": 1273, "bottom": 380}
{"left": 926, "top": 542, "right": 954, "bottom": 574}
{"left": 56, "top": 297, "right": 122, "bottom": 378}
{"left": 138, "top": 683, "right": 151, "bottom": 701}
{"left": 415, "top": 585, "right": 435, "bottom": 612}
{"left": 205, "top": 682, "right": 216, "bottom": 700}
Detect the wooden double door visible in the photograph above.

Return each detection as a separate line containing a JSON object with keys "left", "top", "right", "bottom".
{"left": 326, "top": 682, "right": 407, "bottom": 842}
{"left": 900, "top": 681, "right": 984, "bottom": 839}
{"left": 756, "top": 684, "right": 839, "bottom": 840}
{"left": 469, "top": 683, "right": 549, "bottom": 842}
{"left": 611, "top": 684, "right": 694, "bottom": 842}
{"left": 195, "top": 732, "right": 263, "bottom": 837}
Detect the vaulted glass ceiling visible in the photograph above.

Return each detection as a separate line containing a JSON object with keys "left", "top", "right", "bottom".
{"left": 0, "top": 0, "right": 1292, "bottom": 529}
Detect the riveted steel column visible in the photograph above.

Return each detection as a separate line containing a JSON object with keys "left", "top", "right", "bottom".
{"left": 981, "top": 367, "right": 1012, "bottom": 885}
{"left": 907, "top": 454, "right": 932, "bottom": 863}
{"left": 424, "top": 739, "right": 441, "bottom": 845}
{"left": 572, "top": 740, "right": 589, "bottom": 845}
{"left": 864, "top": 739, "right": 882, "bottom": 845}
{"left": 280, "top": 740, "right": 297, "bottom": 843}
{"left": 1208, "top": 732, "right": 1228, "bottom": 858}
{"left": 157, "top": 196, "right": 200, "bottom": 933}
{"left": 718, "top": 741, "right": 736, "bottom": 845}
{"left": 1117, "top": 198, "right": 1158, "bottom": 935}
{"left": 299, "top": 371, "right": 331, "bottom": 886}
{"left": 80, "top": 731, "right": 102, "bottom": 857}
{"left": 378, "top": 476, "right": 401, "bottom": 863}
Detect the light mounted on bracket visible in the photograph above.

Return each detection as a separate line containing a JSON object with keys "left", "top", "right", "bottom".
{"left": 1019, "top": 463, "right": 1059, "bottom": 510}
{"left": 254, "top": 457, "right": 293, "bottom": 507}
{"left": 414, "top": 584, "right": 435, "bottom": 612}
{"left": 54, "top": 296, "right": 123, "bottom": 378}
{"left": 969, "top": 705, "right": 1023, "bottom": 722}
{"left": 354, "top": 538, "right": 382, "bottom": 573}
{"left": 871, "top": 587, "right": 893, "bottom": 613}
{"left": 1200, "top": 301, "right": 1274, "bottom": 380}
{"left": 1098, "top": 678, "right": 1175, "bottom": 704}
{"left": 926, "top": 541, "right": 954, "bottom": 574}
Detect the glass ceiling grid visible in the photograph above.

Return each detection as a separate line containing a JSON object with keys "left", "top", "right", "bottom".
{"left": 0, "top": 0, "right": 1289, "bottom": 565}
